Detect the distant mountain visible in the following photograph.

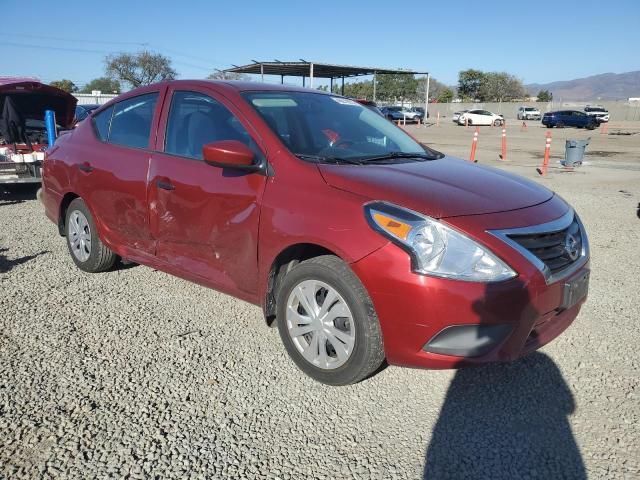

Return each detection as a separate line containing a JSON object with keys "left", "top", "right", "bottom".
{"left": 526, "top": 71, "right": 640, "bottom": 101}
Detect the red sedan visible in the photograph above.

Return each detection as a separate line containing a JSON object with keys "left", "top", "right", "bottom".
{"left": 42, "top": 80, "right": 590, "bottom": 385}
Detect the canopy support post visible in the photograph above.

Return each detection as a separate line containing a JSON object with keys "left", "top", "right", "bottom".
{"left": 424, "top": 73, "right": 430, "bottom": 121}
{"left": 373, "top": 71, "right": 377, "bottom": 102}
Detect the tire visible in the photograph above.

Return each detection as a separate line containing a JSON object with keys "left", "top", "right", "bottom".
{"left": 276, "top": 255, "right": 384, "bottom": 386}
{"left": 557, "top": 122, "right": 564, "bottom": 128}
{"left": 586, "top": 123, "right": 597, "bottom": 130}
{"left": 65, "top": 198, "right": 116, "bottom": 273}
{"left": 493, "top": 119, "right": 502, "bottom": 126}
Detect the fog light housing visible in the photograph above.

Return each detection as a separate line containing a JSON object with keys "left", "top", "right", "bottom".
{"left": 422, "top": 324, "right": 512, "bottom": 357}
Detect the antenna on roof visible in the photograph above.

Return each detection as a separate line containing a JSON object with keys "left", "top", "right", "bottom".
{"left": 251, "top": 59, "right": 259, "bottom": 64}
{"left": 231, "top": 64, "right": 240, "bottom": 68}
{"left": 274, "top": 59, "right": 283, "bottom": 63}
{"left": 299, "top": 58, "right": 308, "bottom": 63}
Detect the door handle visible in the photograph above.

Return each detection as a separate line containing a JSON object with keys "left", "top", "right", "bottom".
{"left": 78, "top": 162, "right": 93, "bottom": 173}
{"left": 156, "top": 178, "right": 175, "bottom": 191}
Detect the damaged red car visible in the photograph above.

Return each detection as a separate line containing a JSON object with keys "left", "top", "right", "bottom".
{"left": 42, "top": 80, "right": 590, "bottom": 385}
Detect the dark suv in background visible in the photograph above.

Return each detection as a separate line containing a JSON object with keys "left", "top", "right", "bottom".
{"left": 542, "top": 110, "right": 598, "bottom": 129}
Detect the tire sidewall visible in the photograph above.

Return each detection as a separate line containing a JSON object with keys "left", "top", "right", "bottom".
{"left": 276, "top": 259, "right": 381, "bottom": 385}
{"left": 65, "top": 198, "right": 106, "bottom": 272}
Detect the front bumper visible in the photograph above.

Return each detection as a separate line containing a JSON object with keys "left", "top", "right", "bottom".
{"left": 351, "top": 200, "right": 588, "bottom": 369}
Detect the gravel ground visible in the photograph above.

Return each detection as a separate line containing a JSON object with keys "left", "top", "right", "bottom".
{"left": 1, "top": 126, "right": 639, "bottom": 479}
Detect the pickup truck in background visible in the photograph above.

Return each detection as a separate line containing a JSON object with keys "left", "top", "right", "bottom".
{"left": 0, "top": 78, "right": 77, "bottom": 185}
{"left": 584, "top": 105, "right": 609, "bottom": 123}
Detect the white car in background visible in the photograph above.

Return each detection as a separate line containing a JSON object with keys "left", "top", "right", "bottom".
{"left": 457, "top": 109, "right": 504, "bottom": 126}
{"left": 517, "top": 106, "right": 541, "bottom": 120}
{"left": 452, "top": 109, "right": 469, "bottom": 123}
{"left": 584, "top": 105, "right": 609, "bottom": 123}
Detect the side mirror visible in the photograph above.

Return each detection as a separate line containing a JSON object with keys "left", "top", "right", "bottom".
{"left": 202, "top": 140, "right": 259, "bottom": 171}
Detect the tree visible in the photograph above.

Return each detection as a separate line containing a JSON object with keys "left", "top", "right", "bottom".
{"left": 537, "top": 89, "right": 553, "bottom": 102}
{"left": 416, "top": 77, "right": 456, "bottom": 103}
{"left": 50, "top": 79, "right": 78, "bottom": 93}
{"left": 478, "top": 72, "right": 525, "bottom": 102}
{"left": 105, "top": 51, "right": 176, "bottom": 89}
{"left": 79, "top": 77, "right": 121, "bottom": 94}
{"left": 207, "top": 71, "right": 250, "bottom": 81}
{"left": 341, "top": 80, "right": 374, "bottom": 99}
{"left": 376, "top": 74, "right": 418, "bottom": 101}
{"left": 437, "top": 87, "right": 454, "bottom": 103}
{"left": 457, "top": 69, "right": 485, "bottom": 101}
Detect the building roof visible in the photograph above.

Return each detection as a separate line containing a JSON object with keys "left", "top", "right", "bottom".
{"left": 225, "top": 61, "right": 427, "bottom": 79}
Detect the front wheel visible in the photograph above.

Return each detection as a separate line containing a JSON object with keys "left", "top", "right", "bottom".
{"left": 65, "top": 198, "right": 116, "bottom": 272}
{"left": 493, "top": 119, "right": 503, "bottom": 126}
{"left": 276, "top": 255, "right": 384, "bottom": 385}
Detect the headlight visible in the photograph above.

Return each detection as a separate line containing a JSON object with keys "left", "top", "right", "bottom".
{"left": 365, "top": 202, "right": 516, "bottom": 282}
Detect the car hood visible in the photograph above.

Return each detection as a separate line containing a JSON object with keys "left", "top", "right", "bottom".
{"left": 318, "top": 156, "right": 554, "bottom": 218}
{"left": 0, "top": 80, "right": 77, "bottom": 128}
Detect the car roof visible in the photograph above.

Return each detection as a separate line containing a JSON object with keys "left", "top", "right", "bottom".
{"left": 0, "top": 76, "right": 41, "bottom": 87}
{"left": 153, "top": 79, "right": 330, "bottom": 95}
{"left": 92, "top": 79, "right": 341, "bottom": 116}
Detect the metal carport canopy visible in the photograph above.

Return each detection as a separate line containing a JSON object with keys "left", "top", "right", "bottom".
{"left": 224, "top": 61, "right": 431, "bottom": 116}
{"left": 224, "top": 61, "right": 427, "bottom": 79}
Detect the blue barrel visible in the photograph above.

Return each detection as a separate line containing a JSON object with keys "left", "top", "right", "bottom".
{"left": 44, "top": 110, "right": 57, "bottom": 147}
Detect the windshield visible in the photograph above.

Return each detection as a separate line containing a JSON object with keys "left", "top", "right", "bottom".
{"left": 242, "top": 91, "right": 441, "bottom": 163}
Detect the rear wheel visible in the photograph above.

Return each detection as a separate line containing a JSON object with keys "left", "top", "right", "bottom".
{"left": 65, "top": 198, "right": 116, "bottom": 273}
{"left": 276, "top": 255, "right": 384, "bottom": 385}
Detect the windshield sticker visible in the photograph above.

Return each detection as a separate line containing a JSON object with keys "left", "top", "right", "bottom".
{"left": 251, "top": 98, "right": 298, "bottom": 108}
{"left": 331, "top": 97, "right": 360, "bottom": 106}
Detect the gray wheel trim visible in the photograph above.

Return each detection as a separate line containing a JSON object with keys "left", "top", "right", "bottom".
{"left": 68, "top": 210, "right": 92, "bottom": 262}
{"left": 285, "top": 279, "right": 355, "bottom": 370}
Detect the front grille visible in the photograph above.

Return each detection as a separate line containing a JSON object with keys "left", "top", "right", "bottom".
{"left": 508, "top": 216, "right": 582, "bottom": 274}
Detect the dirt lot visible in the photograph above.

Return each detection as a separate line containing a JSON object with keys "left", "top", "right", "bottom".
{"left": 1, "top": 121, "right": 639, "bottom": 479}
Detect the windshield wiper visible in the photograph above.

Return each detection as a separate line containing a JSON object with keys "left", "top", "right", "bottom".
{"left": 357, "top": 151, "right": 440, "bottom": 163}
{"left": 294, "top": 153, "right": 364, "bottom": 165}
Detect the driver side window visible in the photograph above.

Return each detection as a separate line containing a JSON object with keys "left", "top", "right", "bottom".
{"left": 164, "top": 91, "right": 259, "bottom": 160}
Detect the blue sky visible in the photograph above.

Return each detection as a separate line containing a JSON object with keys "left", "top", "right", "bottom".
{"left": 2, "top": 0, "right": 639, "bottom": 89}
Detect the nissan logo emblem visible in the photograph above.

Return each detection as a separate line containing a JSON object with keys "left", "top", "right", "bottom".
{"left": 565, "top": 233, "right": 580, "bottom": 261}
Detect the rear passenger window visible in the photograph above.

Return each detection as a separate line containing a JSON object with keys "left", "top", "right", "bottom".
{"left": 93, "top": 106, "right": 114, "bottom": 141}
{"left": 164, "top": 91, "right": 259, "bottom": 160}
{"left": 108, "top": 93, "right": 158, "bottom": 149}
